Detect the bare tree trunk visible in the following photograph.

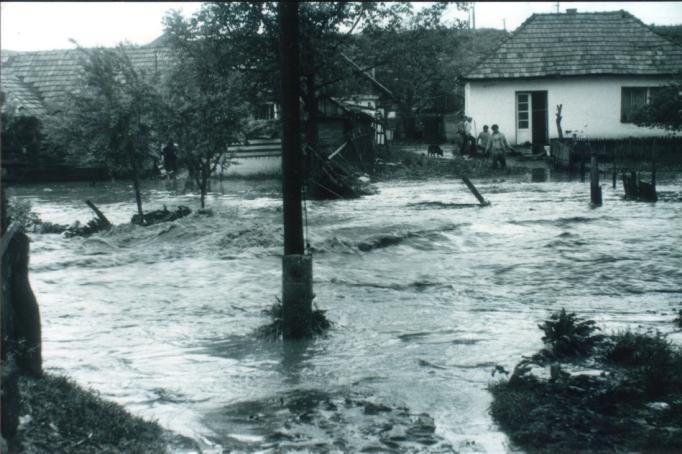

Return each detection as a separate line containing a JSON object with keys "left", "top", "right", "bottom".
{"left": 130, "top": 155, "right": 145, "bottom": 225}
{"left": 556, "top": 104, "right": 563, "bottom": 140}
{"left": 200, "top": 174, "right": 206, "bottom": 209}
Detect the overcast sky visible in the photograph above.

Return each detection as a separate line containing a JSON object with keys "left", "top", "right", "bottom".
{"left": 1, "top": 2, "right": 681, "bottom": 52}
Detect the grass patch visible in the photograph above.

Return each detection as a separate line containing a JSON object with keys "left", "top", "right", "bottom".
{"left": 257, "top": 299, "right": 332, "bottom": 340}
{"left": 15, "top": 372, "right": 171, "bottom": 453}
{"left": 490, "top": 310, "right": 682, "bottom": 453}
{"left": 374, "top": 146, "right": 526, "bottom": 181}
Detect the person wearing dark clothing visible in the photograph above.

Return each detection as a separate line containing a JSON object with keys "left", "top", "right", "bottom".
{"left": 162, "top": 141, "right": 178, "bottom": 174}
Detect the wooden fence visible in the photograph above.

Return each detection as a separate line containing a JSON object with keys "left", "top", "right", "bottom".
{"left": 550, "top": 136, "right": 682, "bottom": 168}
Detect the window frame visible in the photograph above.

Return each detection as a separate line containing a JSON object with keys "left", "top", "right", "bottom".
{"left": 516, "top": 92, "right": 530, "bottom": 130}
{"left": 621, "top": 86, "right": 660, "bottom": 124}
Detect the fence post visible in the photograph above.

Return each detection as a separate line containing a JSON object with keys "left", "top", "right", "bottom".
{"left": 590, "top": 154, "right": 602, "bottom": 205}
{"left": 612, "top": 149, "right": 617, "bottom": 189}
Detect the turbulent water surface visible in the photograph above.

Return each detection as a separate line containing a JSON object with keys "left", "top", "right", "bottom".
{"left": 8, "top": 169, "right": 682, "bottom": 453}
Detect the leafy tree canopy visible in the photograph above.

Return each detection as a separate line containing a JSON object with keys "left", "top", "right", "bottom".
{"left": 633, "top": 76, "right": 682, "bottom": 132}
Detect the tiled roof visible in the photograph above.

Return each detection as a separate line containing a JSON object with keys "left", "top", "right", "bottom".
{"left": 0, "top": 46, "right": 172, "bottom": 117}
{"left": 1, "top": 69, "right": 47, "bottom": 117}
{"left": 465, "top": 11, "right": 682, "bottom": 80}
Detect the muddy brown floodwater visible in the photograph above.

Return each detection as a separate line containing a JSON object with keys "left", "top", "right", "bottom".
{"left": 8, "top": 169, "right": 682, "bottom": 453}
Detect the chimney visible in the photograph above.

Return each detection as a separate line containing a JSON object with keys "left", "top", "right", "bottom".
{"left": 566, "top": 8, "right": 577, "bottom": 14}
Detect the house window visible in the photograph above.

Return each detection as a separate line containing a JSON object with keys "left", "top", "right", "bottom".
{"left": 621, "top": 87, "right": 659, "bottom": 123}
{"left": 517, "top": 93, "right": 529, "bottom": 129}
{"left": 256, "top": 102, "right": 279, "bottom": 120}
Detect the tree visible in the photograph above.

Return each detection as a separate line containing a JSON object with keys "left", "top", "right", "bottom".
{"left": 353, "top": 25, "right": 507, "bottom": 139}
{"left": 0, "top": 93, "right": 44, "bottom": 162}
{"left": 159, "top": 33, "right": 249, "bottom": 209}
{"left": 45, "top": 43, "right": 160, "bottom": 223}
{"left": 632, "top": 76, "right": 682, "bottom": 132}
{"left": 162, "top": 2, "right": 412, "bottom": 152}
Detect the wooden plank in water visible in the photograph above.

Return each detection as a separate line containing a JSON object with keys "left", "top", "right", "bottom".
{"left": 85, "top": 200, "right": 112, "bottom": 227}
{"left": 461, "top": 177, "right": 490, "bottom": 206}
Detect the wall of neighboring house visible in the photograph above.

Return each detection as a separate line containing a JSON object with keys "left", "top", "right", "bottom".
{"left": 224, "top": 156, "right": 281, "bottom": 177}
{"left": 465, "top": 75, "right": 672, "bottom": 144}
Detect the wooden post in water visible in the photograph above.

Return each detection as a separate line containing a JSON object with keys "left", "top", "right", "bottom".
{"left": 580, "top": 150, "right": 586, "bottom": 182}
{"left": 612, "top": 149, "right": 617, "bottom": 189}
{"left": 461, "top": 177, "right": 490, "bottom": 206}
{"left": 590, "top": 154, "right": 602, "bottom": 205}
{"left": 279, "top": 1, "right": 312, "bottom": 339}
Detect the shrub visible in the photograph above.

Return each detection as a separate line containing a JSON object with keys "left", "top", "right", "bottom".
{"left": 537, "top": 308, "right": 603, "bottom": 359}
{"left": 7, "top": 199, "right": 41, "bottom": 232}
{"left": 605, "top": 331, "right": 682, "bottom": 398}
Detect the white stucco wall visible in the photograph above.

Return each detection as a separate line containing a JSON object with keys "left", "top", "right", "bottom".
{"left": 224, "top": 156, "right": 281, "bottom": 177}
{"left": 465, "top": 76, "right": 672, "bottom": 144}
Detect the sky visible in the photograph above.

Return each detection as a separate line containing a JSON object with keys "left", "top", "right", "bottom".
{"left": 1, "top": 2, "right": 681, "bottom": 52}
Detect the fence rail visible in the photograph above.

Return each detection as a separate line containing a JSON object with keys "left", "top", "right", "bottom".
{"left": 550, "top": 136, "right": 682, "bottom": 168}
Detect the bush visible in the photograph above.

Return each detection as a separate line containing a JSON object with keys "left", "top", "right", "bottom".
{"left": 605, "top": 331, "right": 682, "bottom": 398}
{"left": 7, "top": 199, "right": 41, "bottom": 232}
{"left": 537, "top": 308, "right": 603, "bottom": 359}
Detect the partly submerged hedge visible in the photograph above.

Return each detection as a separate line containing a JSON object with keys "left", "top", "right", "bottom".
{"left": 490, "top": 310, "right": 682, "bottom": 453}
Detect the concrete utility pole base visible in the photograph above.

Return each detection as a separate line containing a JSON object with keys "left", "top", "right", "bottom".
{"left": 282, "top": 254, "right": 313, "bottom": 339}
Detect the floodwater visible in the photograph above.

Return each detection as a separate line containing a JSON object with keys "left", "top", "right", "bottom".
{"left": 8, "top": 168, "right": 682, "bottom": 453}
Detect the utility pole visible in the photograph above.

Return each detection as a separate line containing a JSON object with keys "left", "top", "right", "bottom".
{"left": 503, "top": 18, "right": 506, "bottom": 31}
{"left": 472, "top": 3, "right": 476, "bottom": 30}
{"left": 555, "top": 2, "right": 560, "bottom": 13}
{"left": 278, "top": 2, "right": 313, "bottom": 340}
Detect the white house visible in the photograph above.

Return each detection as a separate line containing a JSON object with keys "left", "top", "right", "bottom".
{"left": 463, "top": 9, "right": 682, "bottom": 149}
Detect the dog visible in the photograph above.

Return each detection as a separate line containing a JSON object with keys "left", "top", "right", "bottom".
{"left": 427, "top": 144, "right": 444, "bottom": 157}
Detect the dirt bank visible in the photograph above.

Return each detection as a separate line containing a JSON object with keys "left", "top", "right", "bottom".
{"left": 9, "top": 372, "right": 196, "bottom": 453}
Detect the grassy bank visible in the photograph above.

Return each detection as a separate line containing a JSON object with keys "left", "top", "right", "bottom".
{"left": 490, "top": 309, "right": 682, "bottom": 453}
{"left": 375, "top": 145, "right": 527, "bottom": 181}
{"left": 11, "top": 372, "right": 191, "bottom": 453}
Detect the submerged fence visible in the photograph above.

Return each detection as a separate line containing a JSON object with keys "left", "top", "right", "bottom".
{"left": 550, "top": 136, "right": 682, "bottom": 168}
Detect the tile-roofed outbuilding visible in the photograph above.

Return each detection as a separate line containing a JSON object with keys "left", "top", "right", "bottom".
{"left": 465, "top": 10, "right": 682, "bottom": 80}
{"left": 0, "top": 45, "right": 172, "bottom": 117}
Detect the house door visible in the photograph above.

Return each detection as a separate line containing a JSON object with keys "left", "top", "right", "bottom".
{"left": 531, "top": 91, "right": 548, "bottom": 153}
{"left": 516, "top": 91, "right": 548, "bottom": 150}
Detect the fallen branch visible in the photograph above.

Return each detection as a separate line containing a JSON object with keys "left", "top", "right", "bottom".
{"left": 85, "top": 200, "right": 111, "bottom": 228}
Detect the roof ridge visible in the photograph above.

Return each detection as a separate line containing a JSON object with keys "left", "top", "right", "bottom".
{"left": 464, "top": 9, "right": 682, "bottom": 81}
{"left": 534, "top": 10, "right": 629, "bottom": 16}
